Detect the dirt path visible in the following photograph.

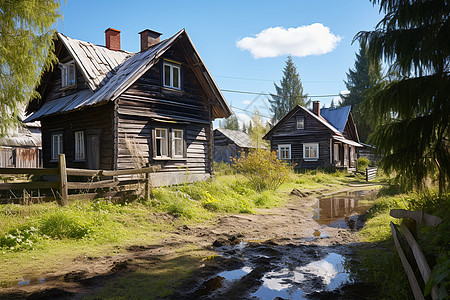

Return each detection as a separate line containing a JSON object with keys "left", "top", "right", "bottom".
{"left": 0, "top": 187, "right": 378, "bottom": 299}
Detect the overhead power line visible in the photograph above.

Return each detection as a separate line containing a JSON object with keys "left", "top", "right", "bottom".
{"left": 221, "top": 89, "right": 342, "bottom": 98}
{"left": 230, "top": 105, "right": 272, "bottom": 119}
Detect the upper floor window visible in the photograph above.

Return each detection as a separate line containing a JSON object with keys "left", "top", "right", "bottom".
{"left": 60, "top": 62, "right": 76, "bottom": 88}
{"left": 163, "top": 62, "right": 181, "bottom": 89}
{"left": 296, "top": 117, "right": 304, "bottom": 129}
{"left": 74, "top": 131, "right": 85, "bottom": 161}
{"left": 51, "top": 133, "right": 63, "bottom": 160}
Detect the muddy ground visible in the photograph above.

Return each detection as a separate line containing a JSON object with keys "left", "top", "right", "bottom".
{"left": 0, "top": 186, "right": 380, "bottom": 299}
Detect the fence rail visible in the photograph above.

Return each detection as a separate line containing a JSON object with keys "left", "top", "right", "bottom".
{"left": 365, "top": 167, "right": 377, "bottom": 182}
{"left": 390, "top": 209, "right": 443, "bottom": 300}
{"left": 0, "top": 154, "right": 160, "bottom": 205}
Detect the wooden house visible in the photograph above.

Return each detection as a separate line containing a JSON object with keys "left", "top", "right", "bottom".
{"left": 25, "top": 28, "right": 231, "bottom": 186}
{"left": 213, "top": 128, "right": 257, "bottom": 163}
{"left": 263, "top": 101, "right": 362, "bottom": 170}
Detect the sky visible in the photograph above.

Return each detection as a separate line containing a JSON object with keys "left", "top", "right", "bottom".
{"left": 55, "top": 0, "right": 384, "bottom": 127}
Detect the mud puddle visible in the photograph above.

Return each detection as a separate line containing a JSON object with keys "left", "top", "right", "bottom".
{"left": 313, "top": 190, "right": 375, "bottom": 230}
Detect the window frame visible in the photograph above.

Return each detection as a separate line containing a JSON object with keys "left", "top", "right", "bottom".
{"left": 74, "top": 131, "right": 85, "bottom": 161}
{"left": 155, "top": 128, "right": 169, "bottom": 158}
{"left": 303, "top": 143, "right": 319, "bottom": 161}
{"left": 163, "top": 61, "right": 181, "bottom": 90}
{"left": 296, "top": 116, "right": 305, "bottom": 130}
{"left": 278, "top": 144, "right": 291, "bottom": 160}
{"left": 51, "top": 132, "right": 63, "bottom": 161}
{"left": 60, "top": 61, "right": 76, "bottom": 88}
{"left": 172, "top": 129, "right": 184, "bottom": 158}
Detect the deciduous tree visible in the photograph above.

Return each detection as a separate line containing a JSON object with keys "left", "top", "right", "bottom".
{"left": 0, "top": 0, "right": 61, "bottom": 135}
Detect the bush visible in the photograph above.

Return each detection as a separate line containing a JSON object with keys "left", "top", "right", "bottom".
{"left": 357, "top": 156, "right": 370, "bottom": 172}
{"left": 39, "top": 211, "right": 91, "bottom": 239}
{"left": 232, "top": 149, "right": 293, "bottom": 191}
{"left": 0, "top": 225, "right": 39, "bottom": 251}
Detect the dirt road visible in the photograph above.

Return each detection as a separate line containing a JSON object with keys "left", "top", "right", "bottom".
{"left": 1, "top": 187, "right": 378, "bottom": 299}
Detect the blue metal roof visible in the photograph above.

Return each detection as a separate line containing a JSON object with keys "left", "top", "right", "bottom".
{"left": 320, "top": 105, "right": 351, "bottom": 134}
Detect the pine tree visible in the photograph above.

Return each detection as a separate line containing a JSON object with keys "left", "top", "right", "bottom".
{"left": 222, "top": 113, "right": 239, "bottom": 131}
{"left": 330, "top": 99, "right": 335, "bottom": 108}
{"left": 242, "top": 123, "right": 247, "bottom": 133}
{"left": 356, "top": 0, "right": 450, "bottom": 193}
{"left": 0, "top": 0, "right": 61, "bottom": 135}
{"left": 269, "top": 56, "right": 309, "bottom": 124}
{"left": 340, "top": 43, "right": 383, "bottom": 142}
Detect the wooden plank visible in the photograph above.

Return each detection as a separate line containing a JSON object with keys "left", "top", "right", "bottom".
{"left": 66, "top": 166, "right": 161, "bottom": 177}
{"left": 390, "top": 209, "right": 443, "bottom": 227}
{"left": 0, "top": 182, "right": 59, "bottom": 190}
{"left": 401, "top": 223, "right": 439, "bottom": 300}
{"left": 0, "top": 168, "right": 58, "bottom": 175}
{"left": 390, "top": 222, "right": 425, "bottom": 300}
{"left": 58, "top": 154, "right": 68, "bottom": 206}
{"left": 68, "top": 180, "right": 118, "bottom": 190}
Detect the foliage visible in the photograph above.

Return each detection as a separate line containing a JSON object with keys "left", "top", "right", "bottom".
{"left": 269, "top": 55, "right": 309, "bottom": 123}
{"left": 357, "top": 156, "right": 370, "bottom": 172}
{"left": 0, "top": 225, "right": 40, "bottom": 251}
{"left": 221, "top": 113, "right": 240, "bottom": 130}
{"left": 232, "top": 149, "right": 293, "bottom": 191}
{"left": 39, "top": 211, "right": 91, "bottom": 239}
{"left": 213, "top": 161, "right": 236, "bottom": 176}
{"left": 340, "top": 43, "right": 383, "bottom": 142}
{"left": 0, "top": 0, "right": 61, "bottom": 135}
{"left": 356, "top": 0, "right": 450, "bottom": 194}
{"left": 247, "top": 109, "right": 269, "bottom": 149}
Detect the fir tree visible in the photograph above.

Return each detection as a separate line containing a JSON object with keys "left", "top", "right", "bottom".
{"left": 269, "top": 56, "right": 309, "bottom": 124}
{"left": 330, "top": 99, "right": 335, "bottom": 108}
{"left": 222, "top": 113, "right": 239, "bottom": 130}
{"left": 356, "top": 0, "right": 450, "bottom": 193}
{"left": 340, "top": 43, "right": 383, "bottom": 142}
{"left": 0, "top": 0, "right": 61, "bottom": 135}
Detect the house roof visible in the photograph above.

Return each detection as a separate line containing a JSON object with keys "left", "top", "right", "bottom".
{"left": 320, "top": 106, "right": 351, "bottom": 134}
{"left": 215, "top": 128, "right": 256, "bottom": 149}
{"left": 25, "top": 29, "right": 231, "bottom": 123}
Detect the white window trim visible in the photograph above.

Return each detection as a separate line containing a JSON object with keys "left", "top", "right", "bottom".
{"left": 163, "top": 62, "right": 181, "bottom": 90}
{"left": 74, "top": 131, "right": 85, "bottom": 161}
{"left": 296, "top": 116, "right": 305, "bottom": 129}
{"left": 155, "top": 128, "right": 169, "bottom": 158}
{"left": 51, "top": 133, "right": 63, "bottom": 161}
{"left": 59, "top": 61, "right": 76, "bottom": 88}
{"left": 278, "top": 144, "right": 291, "bottom": 160}
{"left": 172, "top": 129, "right": 184, "bottom": 157}
{"left": 303, "top": 143, "right": 319, "bottom": 161}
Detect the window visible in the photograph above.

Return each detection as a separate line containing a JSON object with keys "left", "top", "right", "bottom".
{"left": 333, "top": 143, "right": 339, "bottom": 163}
{"left": 303, "top": 143, "right": 319, "bottom": 160}
{"left": 60, "top": 62, "right": 76, "bottom": 88}
{"left": 278, "top": 144, "right": 291, "bottom": 160}
{"left": 296, "top": 117, "right": 304, "bottom": 129}
{"left": 173, "top": 129, "right": 183, "bottom": 157}
{"left": 163, "top": 62, "right": 181, "bottom": 89}
{"left": 155, "top": 128, "right": 169, "bottom": 157}
{"left": 51, "top": 133, "right": 63, "bottom": 160}
{"left": 74, "top": 131, "right": 85, "bottom": 161}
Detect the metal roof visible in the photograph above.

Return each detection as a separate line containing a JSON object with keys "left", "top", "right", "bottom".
{"left": 215, "top": 128, "right": 256, "bottom": 149}
{"left": 25, "top": 29, "right": 231, "bottom": 123}
{"left": 320, "top": 106, "right": 351, "bottom": 134}
{"left": 333, "top": 135, "right": 363, "bottom": 147}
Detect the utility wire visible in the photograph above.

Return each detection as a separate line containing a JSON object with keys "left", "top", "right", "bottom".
{"left": 221, "top": 89, "right": 342, "bottom": 98}
{"left": 230, "top": 105, "right": 272, "bottom": 119}
{"left": 213, "top": 74, "right": 342, "bottom": 84}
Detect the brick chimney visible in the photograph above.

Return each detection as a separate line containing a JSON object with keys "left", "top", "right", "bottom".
{"left": 313, "top": 101, "right": 320, "bottom": 116}
{"left": 105, "top": 28, "right": 121, "bottom": 51}
{"left": 139, "top": 29, "right": 162, "bottom": 52}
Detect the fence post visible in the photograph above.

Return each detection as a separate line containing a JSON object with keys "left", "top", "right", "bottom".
{"left": 58, "top": 154, "right": 68, "bottom": 206}
{"left": 145, "top": 163, "right": 151, "bottom": 200}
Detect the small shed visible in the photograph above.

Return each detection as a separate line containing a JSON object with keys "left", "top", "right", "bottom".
{"left": 214, "top": 128, "right": 256, "bottom": 163}
{"left": 0, "top": 123, "right": 41, "bottom": 168}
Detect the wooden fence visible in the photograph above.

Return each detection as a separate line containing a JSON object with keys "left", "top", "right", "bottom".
{"left": 0, "top": 154, "right": 160, "bottom": 206}
{"left": 390, "top": 209, "right": 444, "bottom": 300}
{"left": 366, "top": 167, "right": 377, "bottom": 182}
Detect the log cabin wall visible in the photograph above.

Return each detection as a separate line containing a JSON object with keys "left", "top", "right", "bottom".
{"left": 41, "top": 103, "right": 114, "bottom": 170}
{"left": 268, "top": 109, "right": 333, "bottom": 169}
{"left": 115, "top": 43, "right": 213, "bottom": 185}
{"left": 213, "top": 130, "right": 243, "bottom": 163}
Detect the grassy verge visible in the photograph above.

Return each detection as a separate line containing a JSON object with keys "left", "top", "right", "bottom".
{"left": 355, "top": 187, "right": 450, "bottom": 299}
{"left": 0, "top": 169, "right": 369, "bottom": 296}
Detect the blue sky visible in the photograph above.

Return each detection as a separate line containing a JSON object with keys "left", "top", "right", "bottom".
{"left": 56, "top": 0, "right": 383, "bottom": 126}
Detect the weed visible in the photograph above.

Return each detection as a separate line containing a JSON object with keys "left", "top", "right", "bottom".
{"left": 39, "top": 211, "right": 91, "bottom": 239}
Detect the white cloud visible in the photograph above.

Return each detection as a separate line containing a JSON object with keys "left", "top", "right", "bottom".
{"left": 236, "top": 113, "right": 251, "bottom": 128}
{"left": 236, "top": 24, "right": 342, "bottom": 59}
{"left": 242, "top": 100, "right": 251, "bottom": 105}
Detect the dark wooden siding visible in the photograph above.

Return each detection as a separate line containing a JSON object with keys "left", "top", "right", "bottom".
{"left": 267, "top": 109, "right": 333, "bottom": 169}
{"left": 213, "top": 130, "right": 245, "bottom": 163}
{"left": 115, "top": 41, "right": 212, "bottom": 176}
{"left": 41, "top": 103, "right": 114, "bottom": 169}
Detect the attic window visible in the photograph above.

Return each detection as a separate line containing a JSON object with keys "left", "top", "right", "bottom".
{"left": 60, "top": 62, "right": 76, "bottom": 88}
{"left": 296, "top": 117, "right": 304, "bottom": 129}
{"left": 163, "top": 62, "right": 181, "bottom": 89}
